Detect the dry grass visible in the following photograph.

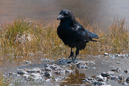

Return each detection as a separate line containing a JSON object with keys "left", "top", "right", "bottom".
{"left": 0, "top": 18, "right": 129, "bottom": 64}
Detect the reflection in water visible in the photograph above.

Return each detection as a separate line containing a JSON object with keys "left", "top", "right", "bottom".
{"left": 60, "top": 68, "right": 89, "bottom": 86}
{"left": 0, "top": 0, "right": 129, "bottom": 27}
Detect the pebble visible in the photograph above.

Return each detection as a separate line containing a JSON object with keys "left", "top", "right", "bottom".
{"left": 65, "top": 69, "right": 73, "bottom": 73}
{"left": 101, "top": 71, "right": 114, "bottom": 77}
{"left": 54, "top": 77, "right": 64, "bottom": 82}
{"left": 83, "top": 78, "right": 92, "bottom": 83}
{"left": 126, "top": 77, "right": 129, "bottom": 83}
{"left": 45, "top": 67, "right": 52, "bottom": 71}
{"left": 95, "top": 75, "right": 104, "bottom": 81}
{"left": 27, "top": 67, "right": 41, "bottom": 73}
{"left": 110, "top": 75, "right": 118, "bottom": 80}
{"left": 104, "top": 53, "right": 109, "bottom": 56}
{"left": 87, "top": 76, "right": 94, "bottom": 81}
{"left": 93, "top": 81, "right": 106, "bottom": 85}
{"left": 118, "top": 75, "right": 124, "bottom": 82}
{"left": 45, "top": 79, "right": 52, "bottom": 82}
{"left": 8, "top": 72, "right": 17, "bottom": 77}
{"left": 111, "top": 68, "right": 121, "bottom": 73}
{"left": 85, "top": 61, "right": 95, "bottom": 65}
{"left": 55, "top": 70, "right": 65, "bottom": 75}
{"left": 23, "top": 73, "right": 29, "bottom": 79}
{"left": 49, "top": 64, "right": 58, "bottom": 70}
{"left": 30, "top": 73, "right": 42, "bottom": 80}
{"left": 44, "top": 71, "right": 52, "bottom": 78}
{"left": 124, "top": 70, "right": 129, "bottom": 73}
{"left": 121, "top": 82, "right": 128, "bottom": 85}
{"left": 76, "top": 61, "right": 88, "bottom": 69}
{"left": 17, "top": 69, "right": 27, "bottom": 75}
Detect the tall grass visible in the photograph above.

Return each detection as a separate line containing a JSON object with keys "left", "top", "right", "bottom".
{"left": 0, "top": 18, "right": 129, "bottom": 64}
{"left": 108, "top": 18, "right": 129, "bottom": 51}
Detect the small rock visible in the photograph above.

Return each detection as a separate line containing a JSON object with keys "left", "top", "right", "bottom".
{"left": 85, "top": 61, "right": 95, "bottom": 65}
{"left": 96, "top": 75, "right": 104, "bottom": 81}
{"left": 121, "top": 82, "right": 128, "bottom": 85}
{"left": 29, "top": 73, "right": 42, "bottom": 80}
{"left": 82, "top": 78, "right": 92, "bottom": 83}
{"left": 93, "top": 81, "right": 106, "bottom": 85}
{"left": 27, "top": 67, "right": 41, "bottom": 73}
{"left": 111, "top": 68, "right": 121, "bottom": 73}
{"left": 101, "top": 71, "right": 114, "bottom": 77}
{"left": 45, "top": 67, "right": 52, "bottom": 71}
{"left": 45, "top": 78, "right": 52, "bottom": 82}
{"left": 55, "top": 70, "right": 65, "bottom": 75}
{"left": 31, "top": 73, "right": 40, "bottom": 77}
{"left": 8, "top": 72, "right": 17, "bottom": 77}
{"left": 65, "top": 69, "right": 73, "bottom": 73}
{"left": 87, "top": 76, "right": 94, "bottom": 81}
{"left": 104, "top": 53, "right": 109, "bottom": 56}
{"left": 49, "top": 64, "right": 57, "bottom": 70}
{"left": 118, "top": 75, "right": 124, "bottom": 82}
{"left": 44, "top": 71, "right": 52, "bottom": 77}
{"left": 124, "top": 70, "right": 129, "bottom": 73}
{"left": 126, "top": 77, "right": 129, "bottom": 83}
{"left": 76, "top": 61, "right": 88, "bottom": 69}
{"left": 110, "top": 75, "right": 118, "bottom": 80}
{"left": 23, "top": 73, "right": 29, "bottom": 79}
{"left": 82, "top": 77, "right": 95, "bottom": 83}
{"left": 17, "top": 69, "right": 27, "bottom": 75}
{"left": 54, "top": 77, "right": 64, "bottom": 82}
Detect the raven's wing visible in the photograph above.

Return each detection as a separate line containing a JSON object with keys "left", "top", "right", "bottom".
{"left": 75, "top": 23, "right": 98, "bottom": 43}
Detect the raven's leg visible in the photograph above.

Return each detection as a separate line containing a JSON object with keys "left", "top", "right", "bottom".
{"left": 68, "top": 48, "right": 74, "bottom": 59}
{"left": 73, "top": 48, "right": 79, "bottom": 61}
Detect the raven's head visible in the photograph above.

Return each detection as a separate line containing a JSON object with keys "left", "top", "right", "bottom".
{"left": 57, "top": 9, "right": 74, "bottom": 20}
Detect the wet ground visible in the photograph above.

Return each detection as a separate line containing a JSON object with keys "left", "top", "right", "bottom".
{"left": 3, "top": 53, "right": 129, "bottom": 86}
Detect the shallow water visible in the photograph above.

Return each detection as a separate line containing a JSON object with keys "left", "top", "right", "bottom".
{"left": 4, "top": 53, "right": 129, "bottom": 86}
{"left": 0, "top": 0, "right": 129, "bottom": 27}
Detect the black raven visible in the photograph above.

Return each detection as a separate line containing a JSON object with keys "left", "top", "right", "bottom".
{"left": 57, "top": 9, "right": 98, "bottom": 61}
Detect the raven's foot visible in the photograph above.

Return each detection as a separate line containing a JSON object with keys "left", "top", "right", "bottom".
{"left": 68, "top": 51, "right": 74, "bottom": 58}
{"left": 72, "top": 48, "right": 79, "bottom": 61}
{"left": 72, "top": 56, "right": 76, "bottom": 61}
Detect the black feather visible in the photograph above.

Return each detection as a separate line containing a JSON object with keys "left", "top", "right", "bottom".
{"left": 57, "top": 9, "right": 98, "bottom": 61}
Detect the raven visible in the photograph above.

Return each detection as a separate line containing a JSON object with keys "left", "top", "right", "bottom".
{"left": 57, "top": 9, "right": 98, "bottom": 61}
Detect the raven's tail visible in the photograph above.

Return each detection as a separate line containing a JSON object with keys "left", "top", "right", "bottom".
{"left": 90, "top": 32, "right": 99, "bottom": 42}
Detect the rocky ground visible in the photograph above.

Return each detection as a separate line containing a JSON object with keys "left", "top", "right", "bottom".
{"left": 3, "top": 53, "right": 129, "bottom": 86}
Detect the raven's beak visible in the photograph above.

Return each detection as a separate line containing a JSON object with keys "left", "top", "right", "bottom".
{"left": 57, "top": 14, "right": 64, "bottom": 20}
